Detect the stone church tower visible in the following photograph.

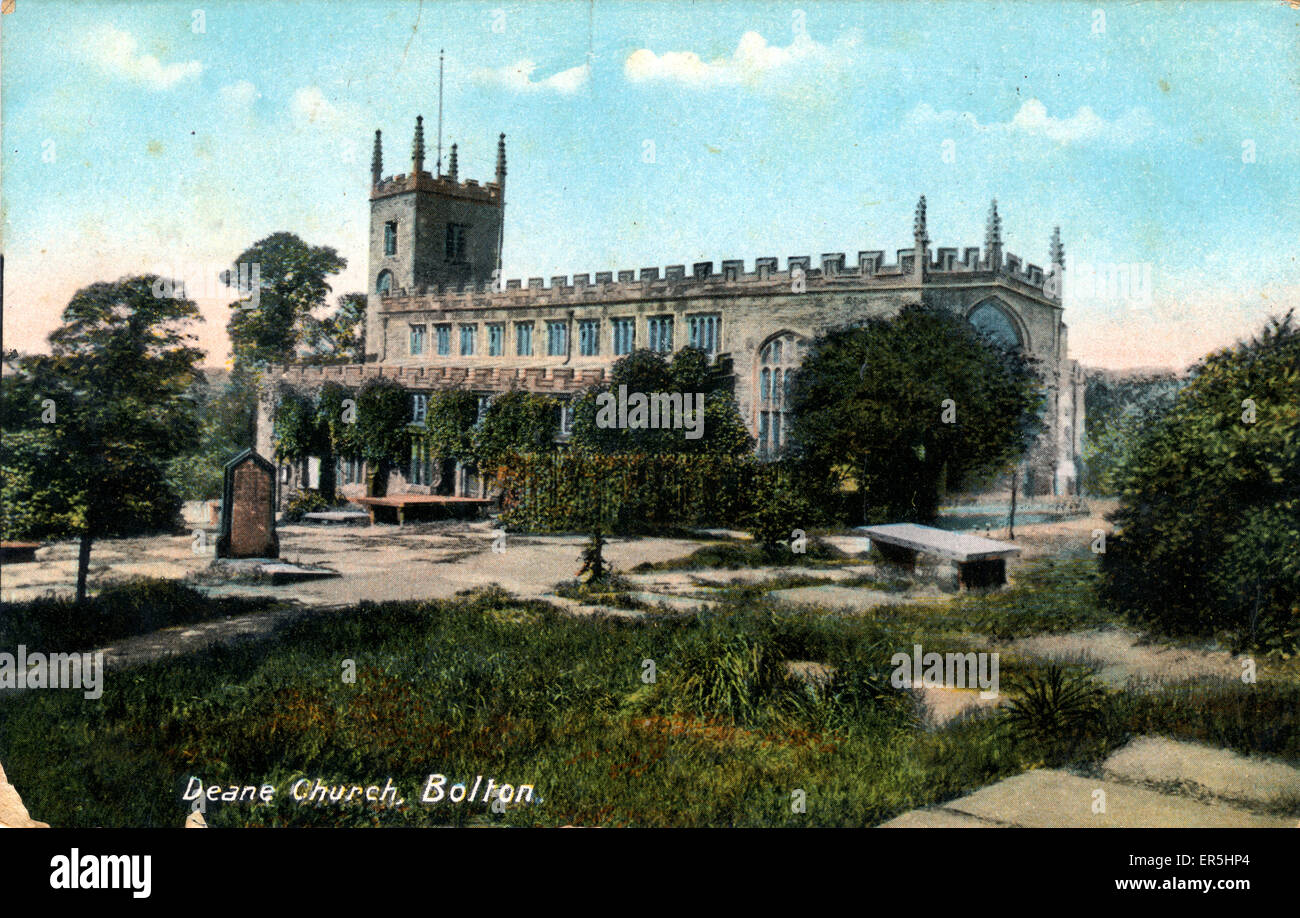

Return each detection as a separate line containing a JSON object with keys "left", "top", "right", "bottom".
{"left": 364, "top": 119, "right": 506, "bottom": 362}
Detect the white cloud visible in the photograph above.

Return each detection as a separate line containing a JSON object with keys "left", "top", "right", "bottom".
{"left": 624, "top": 30, "right": 856, "bottom": 90}
{"left": 218, "top": 80, "right": 261, "bottom": 109}
{"left": 290, "top": 86, "right": 340, "bottom": 125}
{"left": 87, "top": 26, "right": 202, "bottom": 90}
{"left": 910, "top": 98, "right": 1152, "bottom": 146}
{"left": 473, "top": 60, "right": 590, "bottom": 94}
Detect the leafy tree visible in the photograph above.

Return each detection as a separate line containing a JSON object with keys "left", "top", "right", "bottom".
{"left": 1100, "top": 312, "right": 1299, "bottom": 653}
{"left": 302, "top": 291, "right": 367, "bottom": 363}
{"left": 225, "top": 232, "right": 347, "bottom": 368}
{"left": 473, "top": 390, "right": 559, "bottom": 471}
{"left": 1081, "top": 370, "right": 1184, "bottom": 495}
{"left": 166, "top": 366, "right": 261, "bottom": 500}
{"left": 2, "top": 276, "right": 204, "bottom": 601}
{"left": 569, "top": 347, "right": 751, "bottom": 457}
{"left": 422, "top": 388, "right": 480, "bottom": 493}
{"left": 787, "top": 304, "right": 1043, "bottom": 523}
{"left": 424, "top": 389, "right": 480, "bottom": 465}
{"left": 270, "top": 383, "right": 344, "bottom": 503}
{"left": 353, "top": 378, "right": 413, "bottom": 496}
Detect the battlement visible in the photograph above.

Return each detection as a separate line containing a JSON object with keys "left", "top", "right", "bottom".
{"left": 375, "top": 243, "right": 1060, "bottom": 313}
{"left": 371, "top": 172, "right": 503, "bottom": 204}
{"left": 270, "top": 361, "right": 609, "bottom": 394}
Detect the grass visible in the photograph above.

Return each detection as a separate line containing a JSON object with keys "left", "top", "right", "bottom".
{"left": 0, "top": 578, "right": 279, "bottom": 654}
{"left": 0, "top": 584, "right": 1054, "bottom": 827}
{"left": 3, "top": 557, "right": 1297, "bottom": 827}
{"left": 631, "top": 537, "right": 849, "bottom": 572}
{"left": 553, "top": 574, "right": 655, "bottom": 611}
{"left": 860, "top": 557, "right": 1124, "bottom": 643}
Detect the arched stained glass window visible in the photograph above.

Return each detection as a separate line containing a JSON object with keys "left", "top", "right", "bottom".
{"left": 968, "top": 300, "right": 1022, "bottom": 349}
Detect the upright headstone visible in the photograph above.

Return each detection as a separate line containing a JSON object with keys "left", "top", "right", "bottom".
{"left": 217, "top": 449, "right": 279, "bottom": 559}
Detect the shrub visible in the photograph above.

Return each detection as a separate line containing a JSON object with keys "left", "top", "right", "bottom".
{"left": 747, "top": 480, "right": 814, "bottom": 560}
{"left": 282, "top": 490, "right": 331, "bottom": 522}
{"left": 1002, "top": 664, "right": 1108, "bottom": 749}
{"left": 1100, "top": 313, "right": 1300, "bottom": 653}
{"left": 496, "top": 452, "right": 778, "bottom": 533}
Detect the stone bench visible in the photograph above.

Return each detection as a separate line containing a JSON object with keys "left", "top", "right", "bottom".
{"left": 855, "top": 523, "right": 1020, "bottom": 589}
{"left": 0, "top": 541, "right": 40, "bottom": 563}
{"left": 350, "top": 495, "right": 493, "bottom": 525}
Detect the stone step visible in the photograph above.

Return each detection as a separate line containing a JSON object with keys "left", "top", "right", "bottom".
{"left": 1102, "top": 736, "right": 1300, "bottom": 811}
{"left": 932, "top": 769, "right": 1292, "bottom": 828}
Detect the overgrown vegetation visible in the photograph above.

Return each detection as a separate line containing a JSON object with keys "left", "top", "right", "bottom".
{"left": 0, "top": 578, "right": 277, "bottom": 654}
{"left": 1080, "top": 369, "right": 1183, "bottom": 496}
{"left": 1100, "top": 312, "right": 1300, "bottom": 654}
{"left": 4, "top": 560, "right": 1296, "bottom": 828}
{"left": 787, "top": 304, "right": 1044, "bottom": 523}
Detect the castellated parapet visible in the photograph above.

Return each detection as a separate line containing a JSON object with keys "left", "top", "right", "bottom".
{"left": 372, "top": 245, "right": 1058, "bottom": 314}
{"left": 272, "top": 362, "right": 609, "bottom": 395}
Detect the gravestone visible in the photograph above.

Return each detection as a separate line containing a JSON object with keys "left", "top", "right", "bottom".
{"left": 216, "top": 449, "right": 279, "bottom": 559}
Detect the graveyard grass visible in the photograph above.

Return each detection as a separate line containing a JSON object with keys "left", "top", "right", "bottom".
{"left": 3, "top": 556, "right": 1299, "bottom": 827}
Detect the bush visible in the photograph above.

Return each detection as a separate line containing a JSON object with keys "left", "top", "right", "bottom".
{"left": 1100, "top": 313, "right": 1300, "bottom": 653}
{"left": 496, "top": 452, "right": 778, "bottom": 533}
{"left": 747, "top": 480, "right": 814, "bottom": 560}
{"left": 282, "top": 490, "right": 331, "bottom": 522}
{"left": 1001, "top": 664, "right": 1109, "bottom": 760}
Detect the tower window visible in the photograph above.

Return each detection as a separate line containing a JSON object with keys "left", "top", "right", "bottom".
{"left": 384, "top": 221, "right": 397, "bottom": 256}
{"left": 445, "top": 224, "right": 467, "bottom": 262}
{"left": 488, "top": 323, "right": 504, "bottom": 356}
{"left": 460, "top": 324, "right": 477, "bottom": 356}
{"left": 612, "top": 317, "right": 635, "bottom": 355}
{"left": 409, "top": 324, "right": 426, "bottom": 356}
{"left": 376, "top": 270, "right": 393, "bottom": 296}
{"left": 578, "top": 319, "right": 600, "bottom": 357}
{"left": 436, "top": 324, "right": 451, "bottom": 356}
{"left": 516, "top": 322, "right": 534, "bottom": 356}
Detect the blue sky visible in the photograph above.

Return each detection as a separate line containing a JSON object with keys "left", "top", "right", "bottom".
{"left": 3, "top": 0, "right": 1298, "bottom": 369}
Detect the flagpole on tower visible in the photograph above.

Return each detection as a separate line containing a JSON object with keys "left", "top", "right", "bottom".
{"left": 436, "top": 49, "right": 444, "bottom": 176}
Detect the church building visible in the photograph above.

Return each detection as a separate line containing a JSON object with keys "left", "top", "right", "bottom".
{"left": 257, "top": 116, "right": 1086, "bottom": 501}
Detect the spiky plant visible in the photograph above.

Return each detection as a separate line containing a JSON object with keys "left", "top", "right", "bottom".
{"left": 1002, "top": 664, "right": 1108, "bottom": 745}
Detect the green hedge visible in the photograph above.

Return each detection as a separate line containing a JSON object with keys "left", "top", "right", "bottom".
{"left": 496, "top": 453, "right": 780, "bottom": 533}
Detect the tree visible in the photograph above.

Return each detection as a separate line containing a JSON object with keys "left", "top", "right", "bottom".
{"left": 166, "top": 366, "right": 261, "bottom": 501}
{"left": 353, "top": 378, "right": 413, "bottom": 496}
{"left": 423, "top": 388, "right": 480, "bottom": 493}
{"left": 1100, "top": 312, "right": 1299, "bottom": 653}
{"left": 1081, "top": 369, "right": 1184, "bottom": 495}
{"left": 225, "top": 232, "right": 347, "bottom": 368}
{"left": 2, "top": 276, "right": 204, "bottom": 602}
{"left": 787, "top": 304, "right": 1043, "bottom": 523}
{"left": 302, "top": 291, "right": 367, "bottom": 363}
{"left": 569, "top": 347, "right": 751, "bottom": 457}
{"left": 473, "top": 390, "right": 559, "bottom": 472}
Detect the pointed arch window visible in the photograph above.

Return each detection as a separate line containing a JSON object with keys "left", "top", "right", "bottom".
{"left": 757, "top": 334, "right": 799, "bottom": 458}
{"left": 968, "top": 300, "right": 1023, "bottom": 350}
